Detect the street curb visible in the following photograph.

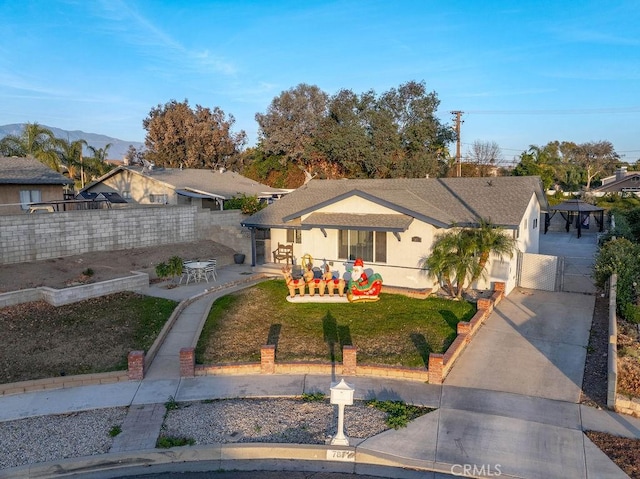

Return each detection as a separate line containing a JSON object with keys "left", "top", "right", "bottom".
{"left": 0, "top": 442, "right": 524, "bottom": 479}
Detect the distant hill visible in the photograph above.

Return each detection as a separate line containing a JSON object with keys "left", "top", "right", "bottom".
{"left": 0, "top": 124, "right": 144, "bottom": 161}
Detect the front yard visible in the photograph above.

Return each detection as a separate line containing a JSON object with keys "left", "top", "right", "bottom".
{"left": 196, "top": 279, "right": 476, "bottom": 367}
{"left": 0, "top": 292, "right": 178, "bottom": 384}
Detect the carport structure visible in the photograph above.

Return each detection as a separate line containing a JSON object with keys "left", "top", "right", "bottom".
{"left": 545, "top": 199, "right": 605, "bottom": 238}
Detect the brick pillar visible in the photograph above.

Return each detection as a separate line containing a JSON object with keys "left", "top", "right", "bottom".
{"left": 128, "top": 350, "right": 145, "bottom": 380}
{"left": 342, "top": 346, "right": 357, "bottom": 375}
{"left": 494, "top": 282, "right": 506, "bottom": 293}
{"left": 180, "top": 347, "right": 195, "bottom": 378}
{"left": 457, "top": 321, "right": 471, "bottom": 335}
{"left": 261, "top": 345, "right": 276, "bottom": 374}
{"left": 428, "top": 353, "right": 444, "bottom": 385}
{"left": 477, "top": 298, "right": 492, "bottom": 311}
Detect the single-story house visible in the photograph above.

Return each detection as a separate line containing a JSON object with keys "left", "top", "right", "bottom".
{"left": 594, "top": 166, "right": 640, "bottom": 195}
{"left": 81, "top": 165, "right": 288, "bottom": 210}
{"left": 0, "top": 157, "right": 74, "bottom": 215}
{"left": 241, "top": 176, "right": 548, "bottom": 295}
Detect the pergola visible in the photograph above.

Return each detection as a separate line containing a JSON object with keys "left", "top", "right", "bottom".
{"left": 545, "top": 199, "right": 605, "bottom": 238}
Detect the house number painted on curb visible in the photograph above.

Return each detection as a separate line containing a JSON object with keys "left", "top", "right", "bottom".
{"left": 327, "top": 449, "right": 355, "bottom": 461}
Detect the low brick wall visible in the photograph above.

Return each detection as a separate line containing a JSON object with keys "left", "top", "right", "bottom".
{"left": 187, "top": 345, "right": 429, "bottom": 382}
{"left": 0, "top": 272, "right": 149, "bottom": 308}
{"left": 428, "top": 283, "right": 505, "bottom": 385}
{"left": 0, "top": 371, "right": 128, "bottom": 397}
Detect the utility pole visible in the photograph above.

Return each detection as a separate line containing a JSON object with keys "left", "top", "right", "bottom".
{"left": 451, "top": 111, "right": 464, "bottom": 177}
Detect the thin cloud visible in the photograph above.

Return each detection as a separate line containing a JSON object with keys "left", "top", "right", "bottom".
{"left": 92, "top": 0, "right": 236, "bottom": 76}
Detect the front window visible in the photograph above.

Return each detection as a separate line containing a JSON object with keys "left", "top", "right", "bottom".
{"left": 19, "top": 190, "right": 41, "bottom": 210}
{"left": 286, "top": 228, "right": 302, "bottom": 244}
{"left": 149, "top": 193, "right": 168, "bottom": 204}
{"left": 338, "top": 230, "right": 386, "bottom": 263}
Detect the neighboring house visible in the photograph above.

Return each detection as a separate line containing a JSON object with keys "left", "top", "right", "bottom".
{"left": 82, "top": 165, "right": 287, "bottom": 210}
{"left": 0, "top": 157, "right": 73, "bottom": 215}
{"left": 242, "top": 176, "right": 548, "bottom": 294}
{"left": 593, "top": 166, "right": 640, "bottom": 195}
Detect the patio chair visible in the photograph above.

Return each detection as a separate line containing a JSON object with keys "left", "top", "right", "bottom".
{"left": 205, "top": 259, "right": 217, "bottom": 281}
{"left": 181, "top": 261, "right": 197, "bottom": 284}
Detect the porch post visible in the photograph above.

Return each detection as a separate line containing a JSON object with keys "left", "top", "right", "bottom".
{"left": 250, "top": 227, "right": 257, "bottom": 266}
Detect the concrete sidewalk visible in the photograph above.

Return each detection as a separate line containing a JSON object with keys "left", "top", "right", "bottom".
{"left": 1, "top": 262, "right": 639, "bottom": 478}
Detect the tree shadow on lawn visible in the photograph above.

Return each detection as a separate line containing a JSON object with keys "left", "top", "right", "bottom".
{"left": 322, "top": 311, "right": 352, "bottom": 363}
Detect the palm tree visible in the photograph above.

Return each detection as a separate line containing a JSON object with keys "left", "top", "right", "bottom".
{"left": 468, "top": 218, "right": 517, "bottom": 286}
{"left": 56, "top": 137, "right": 87, "bottom": 187}
{"left": 421, "top": 226, "right": 478, "bottom": 299}
{"left": 421, "top": 218, "right": 516, "bottom": 299}
{"left": 0, "top": 123, "right": 60, "bottom": 170}
{"left": 84, "top": 144, "right": 113, "bottom": 181}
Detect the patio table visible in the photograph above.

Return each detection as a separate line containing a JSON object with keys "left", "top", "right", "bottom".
{"left": 183, "top": 261, "right": 214, "bottom": 284}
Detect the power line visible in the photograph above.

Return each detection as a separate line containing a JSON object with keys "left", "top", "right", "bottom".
{"left": 465, "top": 107, "right": 640, "bottom": 115}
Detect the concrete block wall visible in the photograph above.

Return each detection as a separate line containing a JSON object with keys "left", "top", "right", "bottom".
{"left": 0, "top": 206, "right": 248, "bottom": 266}
{"left": 196, "top": 210, "right": 251, "bottom": 258}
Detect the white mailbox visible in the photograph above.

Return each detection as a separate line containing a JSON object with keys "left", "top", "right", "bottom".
{"left": 330, "top": 379, "right": 354, "bottom": 405}
{"left": 329, "top": 378, "right": 354, "bottom": 446}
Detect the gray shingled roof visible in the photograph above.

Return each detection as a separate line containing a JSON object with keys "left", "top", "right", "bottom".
{"left": 242, "top": 176, "right": 547, "bottom": 230}
{"left": 0, "top": 157, "right": 73, "bottom": 185}
{"left": 91, "top": 166, "right": 287, "bottom": 199}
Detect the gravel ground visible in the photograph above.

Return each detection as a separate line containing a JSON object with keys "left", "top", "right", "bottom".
{"left": 0, "top": 407, "right": 127, "bottom": 469}
{"left": 0, "top": 399, "right": 395, "bottom": 470}
{"left": 161, "top": 399, "right": 390, "bottom": 445}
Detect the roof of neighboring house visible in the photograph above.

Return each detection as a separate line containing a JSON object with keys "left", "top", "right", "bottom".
{"left": 242, "top": 176, "right": 547, "bottom": 230}
{"left": 84, "top": 166, "right": 287, "bottom": 199}
{"left": 0, "top": 157, "right": 73, "bottom": 185}
{"left": 594, "top": 171, "right": 640, "bottom": 192}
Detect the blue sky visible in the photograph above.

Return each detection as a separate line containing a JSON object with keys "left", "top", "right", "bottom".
{"left": 1, "top": 0, "right": 638, "bottom": 163}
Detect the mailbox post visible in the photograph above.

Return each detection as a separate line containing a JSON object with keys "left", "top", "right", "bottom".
{"left": 330, "top": 378, "right": 354, "bottom": 446}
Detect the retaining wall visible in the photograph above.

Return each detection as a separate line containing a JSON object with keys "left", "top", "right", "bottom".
{"left": 609, "top": 273, "right": 640, "bottom": 417}
{"left": 0, "top": 207, "right": 250, "bottom": 265}
{"left": 0, "top": 272, "right": 149, "bottom": 308}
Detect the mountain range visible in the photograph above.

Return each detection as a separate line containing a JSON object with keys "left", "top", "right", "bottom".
{"left": 0, "top": 124, "right": 144, "bottom": 161}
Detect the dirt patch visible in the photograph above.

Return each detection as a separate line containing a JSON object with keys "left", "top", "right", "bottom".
{"left": 618, "top": 319, "right": 640, "bottom": 397}
{"left": 586, "top": 431, "right": 640, "bottom": 478}
{"left": 0, "top": 240, "right": 236, "bottom": 292}
{"left": 580, "top": 294, "right": 609, "bottom": 408}
{"left": 0, "top": 292, "right": 177, "bottom": 383}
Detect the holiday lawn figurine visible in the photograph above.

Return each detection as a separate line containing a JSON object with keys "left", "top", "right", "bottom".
{"left": 281, "top": 265, "right": 307, "bottom": 297}
{"left": 305, "top": 265, "right": 325, "bottom": 296}
{"left": 347, "top": 258, "right": 383, "bottom": 302}
{"left": 323, "top": 264, "right": 346, "bottom": 297}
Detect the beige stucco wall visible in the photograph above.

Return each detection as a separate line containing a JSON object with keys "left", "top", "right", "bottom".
{"left": 0, "top": 184, "right": 68, "bottom": 215}
{"left": 88, "top": 169, "right": 177, "bottom": 205}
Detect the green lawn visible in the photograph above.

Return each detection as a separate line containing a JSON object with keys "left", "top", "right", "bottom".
{"left": 196, "top": 280, "right": 475, "bottom": 368}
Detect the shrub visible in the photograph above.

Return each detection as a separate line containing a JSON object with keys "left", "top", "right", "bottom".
{"left": 366, "top": 399, "right": 434, "bottom": 429}
{"left": 622, "top": 303, "right": 640, "bottom": 324}
{"left": 155, "top": 262, "right": 170, "bottom": 279}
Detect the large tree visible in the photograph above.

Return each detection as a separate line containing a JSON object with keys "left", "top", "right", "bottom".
{"left": 466, "top": 140, "right": 502, "bottom": 177}
{"left": 512, "top": 140, "right": 620, "bottom": 191}
{"left": 255, "top": 84, "right": 328, "bottom": 167}
{"left": 264, "top": 80, "right": 453, "bottom": 180}
{"left": 0, "top": 123, "right": 61, "bottom": 171}
{"left": 143, "top": 100, "right": 247, "bottom": 169}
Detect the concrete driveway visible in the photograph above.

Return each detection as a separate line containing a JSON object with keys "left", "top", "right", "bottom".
{"left": 444, "top": 288, "right": 595, "bottom": 403}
